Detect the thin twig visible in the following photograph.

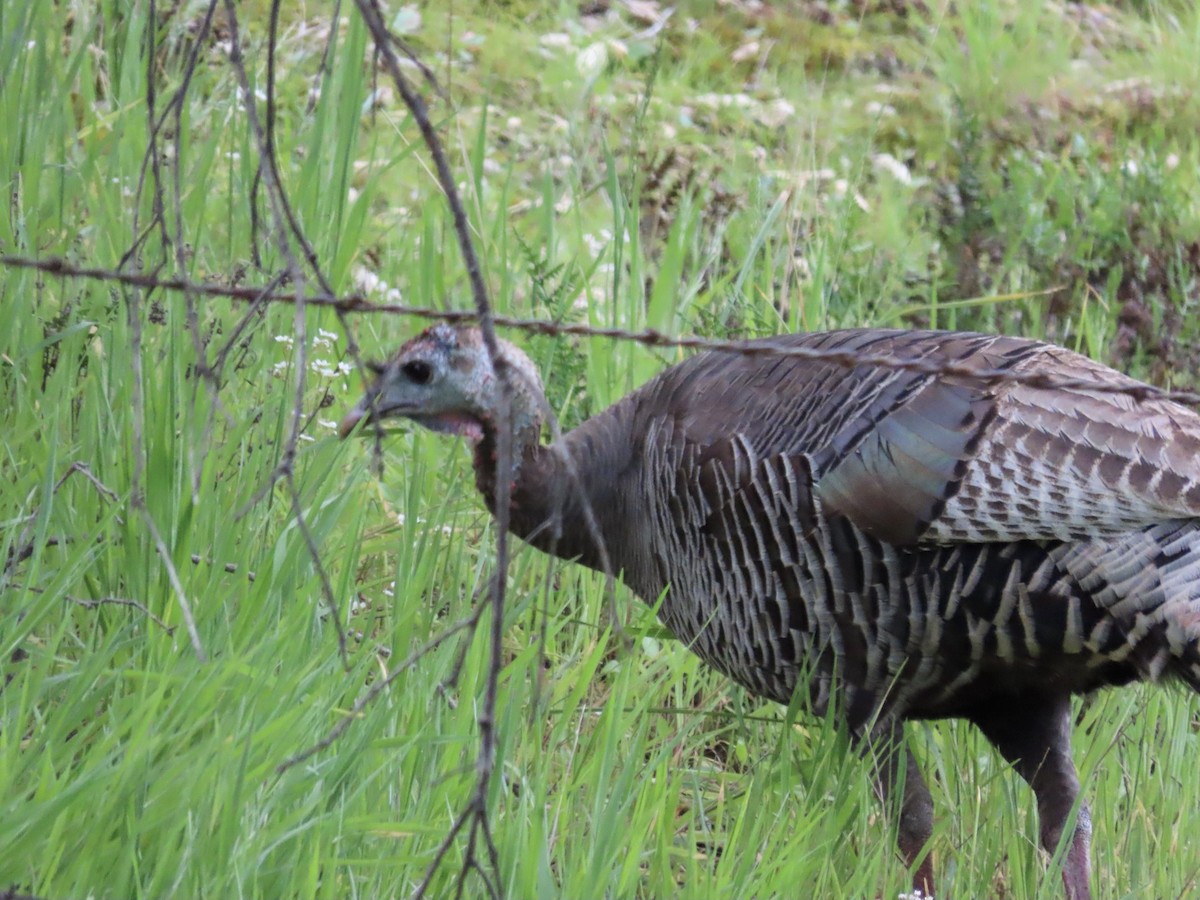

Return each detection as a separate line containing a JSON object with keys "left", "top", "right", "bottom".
{"left": 222, "top": 0, "right": 351, "bottom": 669}
{"left": 163, "top": 0, "right": 225, "bottom": 501}
{"left": 256, "top": 0, "right": 381, "bottom": 467}
{"left": 410, "top": 806, "right": 475, "bottom": 899}
{"left": 4, "top": 465, "right": 119, "bottom": 580}
{"left": 113, "top": 1, "right": 210, "bottom": 663}
{"left": 53, "top": 462, "right": 119, "bottom": 501}
{"left": 437, "top": 579, "right": 497, "bottom": 698}
{"left": 143, "top": 513, "right": 207, "bottom": 659}
{"left": 277, "top": 608, "right": 485, "bottom": 773}
{"left": 69, "top": 596, "right": 175, "bottom": 635}
{"left": 306, "top": 0, "right": 343, "bottom": 113}
{"left": 208, "top": 269, "right": 286, "bottom": 383}
{"left": 353, "top": 2, "right": 514, "bottom": 894}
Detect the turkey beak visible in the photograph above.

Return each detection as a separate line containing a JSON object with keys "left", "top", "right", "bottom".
{"left": 338, "top": 406, "right": 364, "bottom": 439}
{"left": 339, "top": 392, "right": 376, "bottom": 438}
{"left": 340, "top": 382, "right": 405, "bottom": 438}
{"left": 341, "top": 360, "right": 394, "bottom": 438}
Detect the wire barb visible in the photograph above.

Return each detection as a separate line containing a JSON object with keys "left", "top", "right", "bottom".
{"left": 5, "top": 254, "right": 1197, "bottom": 408}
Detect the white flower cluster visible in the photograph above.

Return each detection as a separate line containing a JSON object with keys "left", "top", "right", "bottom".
{"left": 352, "top": 266, "right": 403, "bottom": 303}
{"left": 271, "top": 328, "right": 352, "bottom": 385}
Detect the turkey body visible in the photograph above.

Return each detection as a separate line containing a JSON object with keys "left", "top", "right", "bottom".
{"left": 343, "top": 325, "right": 1200, "bottom": 900}
{"left": 500, "top": 330, "right": 1200, "bottom": 727}
{"left": 563, "top": 330, "right": 1200, "bottom": 726}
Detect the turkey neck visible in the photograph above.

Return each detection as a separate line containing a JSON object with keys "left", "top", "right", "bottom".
{"left": 471, "top": 399, "right": 637, "bottom": 571}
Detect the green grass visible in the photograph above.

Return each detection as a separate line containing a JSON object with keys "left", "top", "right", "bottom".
{"left": 3, "top": 1, "right": 1200, "bottom": 897}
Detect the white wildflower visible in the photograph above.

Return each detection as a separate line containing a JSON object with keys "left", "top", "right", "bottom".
{"left": 625, "top": 0, "right": 664, "bottom": 25}
{"left": 793, "top": 253, "right": 812, "bottom": 280}
{"left": 576, "top": 42, "right": 608, "bottom": 80}
{"left": 756, "top": 98, "right": 794, "bottom": 127}
{"left": 694, "top": 92, "right": 756, "bottom": 110}
{"left": 872, "top": 152, "right": 914, "bottom": 185}
{"left": 731, "top": 40, "right": 760, "bottom": 63}
{"left": 539, "top": 32, "right": 572, "bottom": 51}
{"left": 392, "top": 5, "right": 421, "bottom": 34}
{"left": 237, "top": 85, "right": 268, "bottom": 105}
{"left": 352, "top": 266, "right": 387, "bottom": 295}
{"left": 789, "top": 167, "right": 835, "bottom": 185}
{"left": 583, "top": 232, "right": 610, "bottom": 256}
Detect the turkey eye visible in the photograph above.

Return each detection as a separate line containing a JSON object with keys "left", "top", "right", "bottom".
{"left": 401, "top": 360, "right": 432, "bottom": 385}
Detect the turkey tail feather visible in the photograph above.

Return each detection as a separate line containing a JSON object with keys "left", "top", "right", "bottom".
{"left": 1049, "top": 520, "right": 1200, "bottom": 689}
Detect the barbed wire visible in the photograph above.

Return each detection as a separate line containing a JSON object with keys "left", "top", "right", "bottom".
{"left": 6, "top": 252, "right": 1199, "bottom": 408}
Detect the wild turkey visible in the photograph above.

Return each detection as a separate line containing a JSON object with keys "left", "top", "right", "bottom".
{"left": 339, "top": 324, "right": 1200, "bottom": 900}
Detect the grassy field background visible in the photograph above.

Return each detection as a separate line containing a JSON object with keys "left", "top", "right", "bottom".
{"left": 3, "top": 1, "right": 1200, "bottom": 897}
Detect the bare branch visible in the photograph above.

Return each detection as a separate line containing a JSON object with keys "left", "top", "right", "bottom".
{"left": 277, "top": 608, "right": 485, "bottom": 773}
{"left": 53, "top": 462, "right": 120, "bottom": 501}
{"left": 4, "top": 464, "right": 120, "bottom": 583}
{"left": 142, "top": 511, "right": 207, "bottom": 660}
{"left": 221, "top": 0, "right": 351, "bottom": 669}
{"left": 69, "top": 596, "right": 175, "bottom": 635}
{"left": 351, "top": 3, "right": 517, "bottom": 894}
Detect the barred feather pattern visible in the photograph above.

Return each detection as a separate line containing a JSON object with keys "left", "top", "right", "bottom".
{"left": 583, "top": 329, "right": 1200, "bottom": 729}
{"left": 629, "top": 418, "right": 1195, "bottom": 728}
